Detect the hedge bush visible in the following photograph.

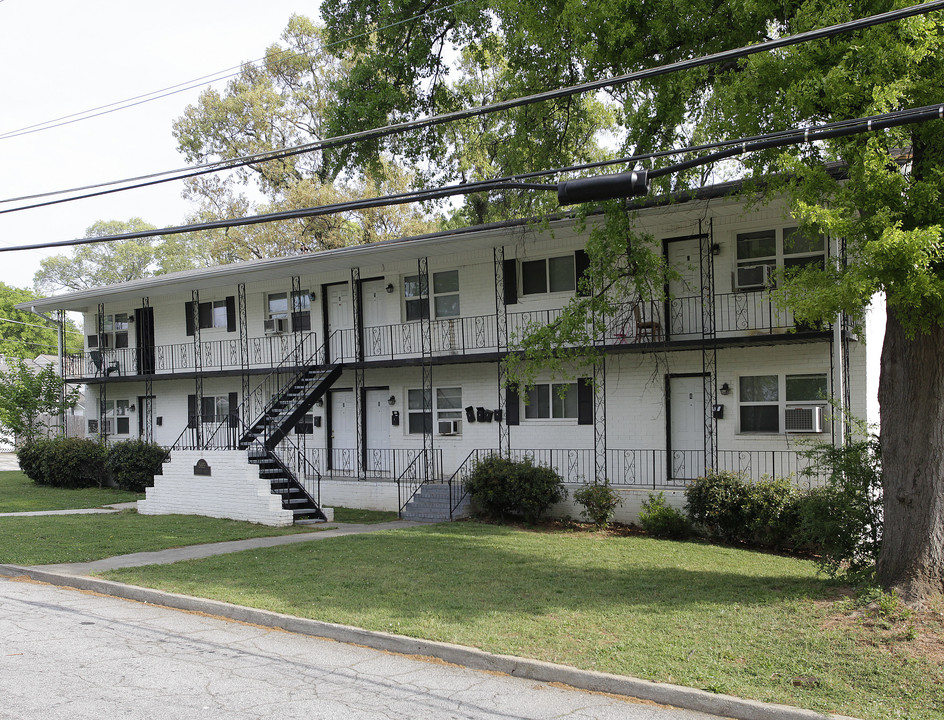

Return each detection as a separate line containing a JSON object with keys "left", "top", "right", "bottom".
{"left": 639, "top": 492, "right": 692, "bottom": 539}
{"left": 17, "top": 437, "right": 107, "bottom": 488}
{"left": 684, "top": 471, "right": 802, "bottom": 549}
{"left": 105, "top": 440, "right": 167, "bottom": 492}
{"left": 573, "top": 482, "right": 623, "bottom": 527}
{"left": 465, "top": 455, "right": 567, "bottom": 523}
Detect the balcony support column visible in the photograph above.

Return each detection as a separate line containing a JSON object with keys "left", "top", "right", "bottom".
{"left": 238, "top": 283, "right": 249, "bottom": 418}
{"left": 191, "top": 290, "right": 203, "bottom": 448}
{"left": 700, "top": 221, "right": 718, "bottom": 470}
{"left": 494, "top": 247, "right": 510, "bottom": 453}
{"left": 142, "top": 297, "right": 153, "bottom": 444}
{"left": 97, "top": 303, "right": 108, "bottom": 444}
{"left": 418, "top": 257, "right": 434, "bottom": 480}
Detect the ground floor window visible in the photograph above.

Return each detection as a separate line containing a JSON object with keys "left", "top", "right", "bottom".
{"left": 407, "top": 387, "right": 462, "bottom": 434}
{"left": 523, "top": 382, "right": 578, "bottom": 419}
{"left": 99, "top": 399, "right": 130, "bottom": 435}
{"left": 738, "top": 373, "right": 828, "bottom": 433}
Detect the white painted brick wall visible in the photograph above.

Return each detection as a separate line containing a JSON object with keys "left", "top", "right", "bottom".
{"left": 139, "top": 450, "right": 294, "bottom": 526}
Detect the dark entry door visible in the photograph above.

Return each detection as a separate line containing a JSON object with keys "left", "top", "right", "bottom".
{"left": 134, "top": 307, "right": 156, "bottom": 375}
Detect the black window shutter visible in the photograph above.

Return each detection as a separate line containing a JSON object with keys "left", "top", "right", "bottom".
{"left": 225, "top": 296, "right": 236, "bottom": 332}
{"left": 228, "top": 391, "right": 239, "bottom": 428}
{"left": 577, "top": 378, "right": 593, "bottom": 425}
{"left": 187, "top": 394, "right": 197, "bottom": 428}
{"left": 502, "top": 258, "right": 518, "bottom": 306}
{"left": 505, "top": 386, "right": 520, "bottom": 425}
{"left": 575, "top": 249, "right": 591, "bottom": 297}
{"left": 185, "top": 302, "right": 194, "bottom": 337}
{"left": 198, "top": 302, "right": 212, "bottom": 329}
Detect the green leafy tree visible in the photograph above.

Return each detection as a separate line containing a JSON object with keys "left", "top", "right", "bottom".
{"left": 0, "top": 283, "right": 81, "bottom": 358}
{"left": 33, "top": 219, "right": 207, "bottom": 294}
{"left": 173, "top": 15, "right": 436, "bottom": 262}
{"left": 323, "top": 0, "right": 944, "bottom": 602}
{"left": 0, "top": 359, "right": 79, "bottom": 445}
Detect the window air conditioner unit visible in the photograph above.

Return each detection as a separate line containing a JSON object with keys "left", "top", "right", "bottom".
{"left": 784, "top": 405, "right": 825, "bottom": 433}
{"left": 264, "top": 318, "right": 286, "bottom": 334}
{"left": 437, "top": 419, "right": 460, "bottom": 435}
{"left": 735, "top": 264, "right": 773, "bottom": 291}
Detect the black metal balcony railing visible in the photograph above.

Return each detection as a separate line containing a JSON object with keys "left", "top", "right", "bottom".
{"left": 65, "top": 333, "right": 319, "bottom": 379}
{"left": 67, "top": 292, "right": 828, "bottom": 379}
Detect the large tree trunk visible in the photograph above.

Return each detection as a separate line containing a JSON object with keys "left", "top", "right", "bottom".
{"left": 877, "top": 305, "right": 944, "bottom": 603}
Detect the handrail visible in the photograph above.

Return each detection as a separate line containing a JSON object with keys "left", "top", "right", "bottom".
{"left": 395, "top": 450, "right": 432, "bottom": 517}
{"left": 446, "top": 448, "right": 493, "bottom": 518}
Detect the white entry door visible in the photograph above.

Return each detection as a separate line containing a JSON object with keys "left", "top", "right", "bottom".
{"left": 666, "top": 238, "right": 703, "bottom": 336}
{"left": 361, "top": 280, "right": 390, "bottom": 359}
{"left": 330, "top": 390, "right": 356, "bottom": 474}
{"left": 365, "top": 389, "right": 391, "bottom": 474}
{"left": 669, "top": 375, "right": 705, "bottom": 479}
{"left": 326, "top": 284, "right": 353, "bottom": 361}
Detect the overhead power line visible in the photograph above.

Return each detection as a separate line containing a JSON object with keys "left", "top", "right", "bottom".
{"left": 0, "top": 0, "right": 479, "bottom": 143}
{"left": 3, "top": 103, "right": 941, "bottom": 254}
{"left": 1, "top": 0, "right": 941, "bottom": 216}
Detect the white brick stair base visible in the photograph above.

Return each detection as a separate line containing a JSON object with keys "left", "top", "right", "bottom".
{"left": 138, "top": 450, "right": 294, "bottom": 527}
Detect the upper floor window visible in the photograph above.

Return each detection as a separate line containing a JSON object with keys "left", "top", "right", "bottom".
{"left": 404, "top": 271, "right": 460, "bottom": 321}
{"left": 185, "top": 297, "right": 235, "bottom": 335}
{"left": 735, "top": 227, "right": 825, "bottom": 291}
{"left": 89, "top": 313, "right": 130, "bottom": 349}
{"left": 266, "top": 291, "right": 311, "bottom": 332}
{"left": 522, "top": 255, "right": 575, "bottom": 295}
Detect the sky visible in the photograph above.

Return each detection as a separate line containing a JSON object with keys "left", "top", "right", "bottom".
{"left": 0, "top": 0, "right": 324, "bottom": 293}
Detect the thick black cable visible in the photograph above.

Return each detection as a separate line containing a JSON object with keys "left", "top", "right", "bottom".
{"left": 2, "top": 0, "right": 941, "bottom": 215}
{"left": 3, "top": 103, "right": 942, "bottom": 254}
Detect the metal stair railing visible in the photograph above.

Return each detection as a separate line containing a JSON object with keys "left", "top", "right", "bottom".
{"left": 446, "top": 448, "right": 499, "bottom": 519}
{"left": 395, "top": 449, "right": 443, "bottom": 517}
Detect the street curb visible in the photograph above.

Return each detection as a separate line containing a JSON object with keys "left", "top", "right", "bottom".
{"left": 0, "top": 564, "right": 859, "bottom": 720}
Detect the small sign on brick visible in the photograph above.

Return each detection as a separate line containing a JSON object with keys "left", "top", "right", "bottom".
{"left": 193, "top": 459, "right": 211, "bottom": 476}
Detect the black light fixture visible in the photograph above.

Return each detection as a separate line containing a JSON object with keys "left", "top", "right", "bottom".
{"left": 385, "top": 282, "right": 395, "bottom": 294}
{"left": 720, "top": 382, "right": 730, "bottom": 396}
{"left": 309, "top": 291, "right": 317, "bottom": 301}
{"left": 388, "top": 395, "right": 396, "bottom": 406}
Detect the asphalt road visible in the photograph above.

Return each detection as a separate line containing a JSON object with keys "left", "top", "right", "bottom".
{"left": 0, "top": 576, "right": 717, "bottom": 720}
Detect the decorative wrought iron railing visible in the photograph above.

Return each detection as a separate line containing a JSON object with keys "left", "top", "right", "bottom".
{"left": 395, "top": 450, "right": 443, "bottom": 516}
{"left": 64, "top": 332, "right": 319, "bottom": 379}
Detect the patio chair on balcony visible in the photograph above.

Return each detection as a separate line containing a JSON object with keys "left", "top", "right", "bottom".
{"left": 632, "top": 302, "right": 662, "bottom": 342}
{"left": 90, "top": 350, "right": 120, "bottom": 377}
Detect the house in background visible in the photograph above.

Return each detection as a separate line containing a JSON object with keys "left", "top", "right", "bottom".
{"left": 19, "top": 186, "right": 882, "bottom": 526}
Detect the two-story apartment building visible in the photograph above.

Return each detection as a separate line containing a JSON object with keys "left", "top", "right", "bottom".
{"left": 20, "top": 187, "right": 882, "bottom": 525}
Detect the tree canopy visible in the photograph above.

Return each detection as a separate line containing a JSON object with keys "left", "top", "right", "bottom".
{"left": 321, "top": 0, "right": 944, "bottom": 601}
{"left": 0, "top": 282, "right": 81, "bottom": 358}
{"left": 33, "top": 218, "right": 207, "bottom": 295}
{"left": 0, "top": 358, "right": 79, "bottom": 445}
{"left": 172, "top": 14, "right": 437, "bottom": 261}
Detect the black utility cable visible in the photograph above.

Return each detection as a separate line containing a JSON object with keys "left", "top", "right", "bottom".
{"left": 3, "top": 103, "right": 942, "bottom": 254}
{"left": 2, "top": 0, "right": 941, "bottom": 214}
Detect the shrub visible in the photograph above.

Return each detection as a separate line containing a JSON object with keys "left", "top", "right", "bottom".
{"left": 574, "top": 482, "right": 623, "bottom": 527}
{"left": 465, "top": 454, "right": 567, "bottom": 523}
{"left": 684, "top": 471, "right": 751, "bottom": 542}
{"left": 18, "top": 436, "right": 107, "bottom": 488}
{"left": 639, "top": 491, "right": 692, "bottom": 539}
{"left": 106, "top": 440, "right": 167, "bottom": 492}
{"left": 795, "top": 437, "right": 882, "bottom": 580}
{"left": 685, "top": 471, "right": 803, "bottom": 549}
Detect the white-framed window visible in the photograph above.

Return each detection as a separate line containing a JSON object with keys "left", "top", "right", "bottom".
{"left": 295, "top": 413, "right": 315, "bottom": 434}
{"left": 407, "top": 386, "right": 462, "bottom": 434}
{"left": 738, "top": 373, "right": 828, "bottom": 433}
{"left": 89, "top": 313, "right": 130, "bottom": 349}
{"left": 185, "top": 297, "right": 235, "bottom": 335}
{"left": 403, "top": 271, "right": 460, "bottom": 321}
{"left": 523, "top": 382, "right": 578, "bottom": 419}
{"left": 521, "top": 255, "right": 576, "bottom": 296}
{"left": 200, "top": 395, "right": 231, "bottom": 424}
{"left": 101, "top": 399, "right": 131, "bottom": 435}
{"left": 735, "top": 226, "right": 825, "bottom": 290}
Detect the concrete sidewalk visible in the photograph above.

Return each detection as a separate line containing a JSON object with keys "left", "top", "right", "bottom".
{"left": 33, "top": 520, "right": 425, "bottom": 574}
{"left": 0, "top": 502, "right": 138, "bottom": 517}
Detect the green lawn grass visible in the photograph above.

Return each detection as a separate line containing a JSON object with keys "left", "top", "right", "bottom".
{"left": 0, "top": 511, "right": 321, "bottom": 565}
{"left": 104, "top": 522, "right": 942, "bottom": 720}
{"left": 0, "top": 470, "right": 142, "bottom": 512}
{"left": 330, "top": 506, "right": 399, "bottom": 524}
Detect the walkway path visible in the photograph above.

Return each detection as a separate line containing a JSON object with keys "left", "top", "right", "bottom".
{"left": 34, "top": 520, "right": 425, "bottom": 575}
